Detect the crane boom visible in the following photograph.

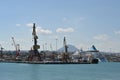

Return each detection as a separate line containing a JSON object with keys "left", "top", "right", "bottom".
{"left": 11, "top": 37, "right": 19, "bottom": 57}
{"left": 12, "top": 37, "right": 17, "bottom": 51}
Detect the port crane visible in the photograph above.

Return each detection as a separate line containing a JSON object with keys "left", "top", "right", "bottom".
{"left": 28, "top": 23, "right": 41, "bottom": 61}
{"left": 62, "top": 37, "right": 69, "bottom": 62}
{"left": 0, "top": 44, "right": 4, "bottom": 57}
{"left": 11, "top": 37, "right": 20, "bottom": 57}
{"left": 63, "top": 37, "right": 68, "bottom": 53}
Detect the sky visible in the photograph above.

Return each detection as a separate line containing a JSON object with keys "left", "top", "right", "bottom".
{"left": 0, "top": 0, "right": 120, "bottom": 52}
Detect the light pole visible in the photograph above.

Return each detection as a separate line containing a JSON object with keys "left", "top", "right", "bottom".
{"left": 45, "top": 43, "right": 47, "bottom": 51}
{"left": 43, "top": 44, "right": 44, "bottom": 51}
{"left": 55, "top": 38, "right": 58, "bottom": 51}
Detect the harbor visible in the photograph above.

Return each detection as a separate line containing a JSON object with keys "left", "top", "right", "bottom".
{"left": 1, "top": 1, "right": 120, "bottom": 80}
{"left": 0, "top": 23, "right": 99, "bottom": 64}
{"left": 1, "top": 23, "right": 120, "bottom": 64}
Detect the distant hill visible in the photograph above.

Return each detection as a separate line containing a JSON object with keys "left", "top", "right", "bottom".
{"left": 57, "top": 44, "right": 79, "bottom": 52}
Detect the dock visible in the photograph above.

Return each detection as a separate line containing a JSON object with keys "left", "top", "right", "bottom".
{"left": 0, "top": 58, "right": 99, "bottom": 64}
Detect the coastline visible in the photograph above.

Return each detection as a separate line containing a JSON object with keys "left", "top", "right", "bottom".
{"left": 0, "top": 60, "right": 98, "bottom": 64}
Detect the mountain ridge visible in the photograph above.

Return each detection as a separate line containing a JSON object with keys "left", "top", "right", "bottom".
{"left": 57, "top": 44, "right": 79, "bottom": 52}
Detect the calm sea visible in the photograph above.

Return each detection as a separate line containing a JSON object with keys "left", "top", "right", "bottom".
{"left": 0, "top": 62, "right": 120, "bottom": 80}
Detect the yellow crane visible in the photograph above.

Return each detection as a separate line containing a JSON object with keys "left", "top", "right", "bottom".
{"left": 28, "top": 23, "right": 41, "bottom": 61}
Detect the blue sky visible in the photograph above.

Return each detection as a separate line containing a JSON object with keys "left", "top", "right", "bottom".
{"left": 0, "top": 0, "right": 120, "bottom": 52}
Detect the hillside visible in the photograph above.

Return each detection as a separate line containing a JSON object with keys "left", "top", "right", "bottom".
{"left": 57, "top": 44, "right": 79, "bottom": 52}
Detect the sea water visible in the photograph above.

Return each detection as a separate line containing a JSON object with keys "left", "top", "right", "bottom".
{"left": 0, "top": 62, "right": 120, "bottom": 80}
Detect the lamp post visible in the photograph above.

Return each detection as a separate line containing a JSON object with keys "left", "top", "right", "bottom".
{"left": 55, "top": 38, "right": 58, "bottom": 51}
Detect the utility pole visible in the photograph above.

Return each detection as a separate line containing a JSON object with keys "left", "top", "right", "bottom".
{"left": 43, "top": 44, "right": 44, "bottom": 51}
{"left": 50, "top": 44, "right": 53, "bottom": 51}
{"left": 45, "top": 43, "right": 47, "bottom": 51}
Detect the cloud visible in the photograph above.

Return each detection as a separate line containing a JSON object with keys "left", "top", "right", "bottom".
{"left": 56, "top": 28, "right": 74, "bottom": 33}
{"left": 36, "top": 27, "right": 52, "bottom": 35}
{"left": 26, "top": 23, "right": 52, "bottom": 35}
{"left": 93, "top": 34, "right": 109, "bottom": 41}
{"left": 26, "top": 23, "right": 33, "bottom": 27}
{"left": 114, "top": 30, "right": 120, "bottom": 35}
{"left": 16, "top": 24, "right": 21, "bottom": 27}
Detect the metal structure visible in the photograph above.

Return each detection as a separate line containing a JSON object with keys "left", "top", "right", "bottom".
{"left": 55, "top": 38, "right": 58, "bottom": 51}
{"left": 31, "top": 23, "right": 41, "bottom": 60}
{"left": 63, "top": 37, "right": 69, "bottom": 62}
{"left": 32, "top": 23, "right": 40, "bottom": 51}
{"left": 50, "top": 44, "right": 53, "bottom": 51}
{"left": 0, "top": 44, "right": 3, "bottom": 57}
{"left": 11, "top": 37, "right": 20, "bottom": 57}
{"left": 63, "top": 37, "right": 68, "bottom": 53}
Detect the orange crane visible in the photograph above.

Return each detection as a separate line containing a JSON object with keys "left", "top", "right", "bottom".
{"left": 11, "top": 37, "right": 20, "bottom": 57}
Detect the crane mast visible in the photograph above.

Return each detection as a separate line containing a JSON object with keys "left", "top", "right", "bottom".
{"left": 32, "top": 23, "right": 40, "bottom": 54}
{"left": 63, "top": 37, "right": 68, "bottom": 53}
{"left": 63, "top": 37, "right": 69, "bottom": 62}
{"left": 28, "top": 23, "right": 41, "bottom": 61}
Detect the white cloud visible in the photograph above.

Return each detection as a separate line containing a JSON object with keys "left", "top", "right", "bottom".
{"left": 26, "top": 23, "right": 33, "bottom": 27}
{"left": 16, "top": 24, "right": 21, "bottom": 27}
{"left": 56, "top": 28, "right": 74, "bottom": 33}
{"left": 114, "top": 30, "right": 120, "bottom": 35}
{"left": 26, "top": 23, "right": 52, "bottom": 35}
{"left": 93, "top": 34, "right": 109, "bottom": 41}
{"left": 36, "top": 27, "right": 52, "bottom": 35}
